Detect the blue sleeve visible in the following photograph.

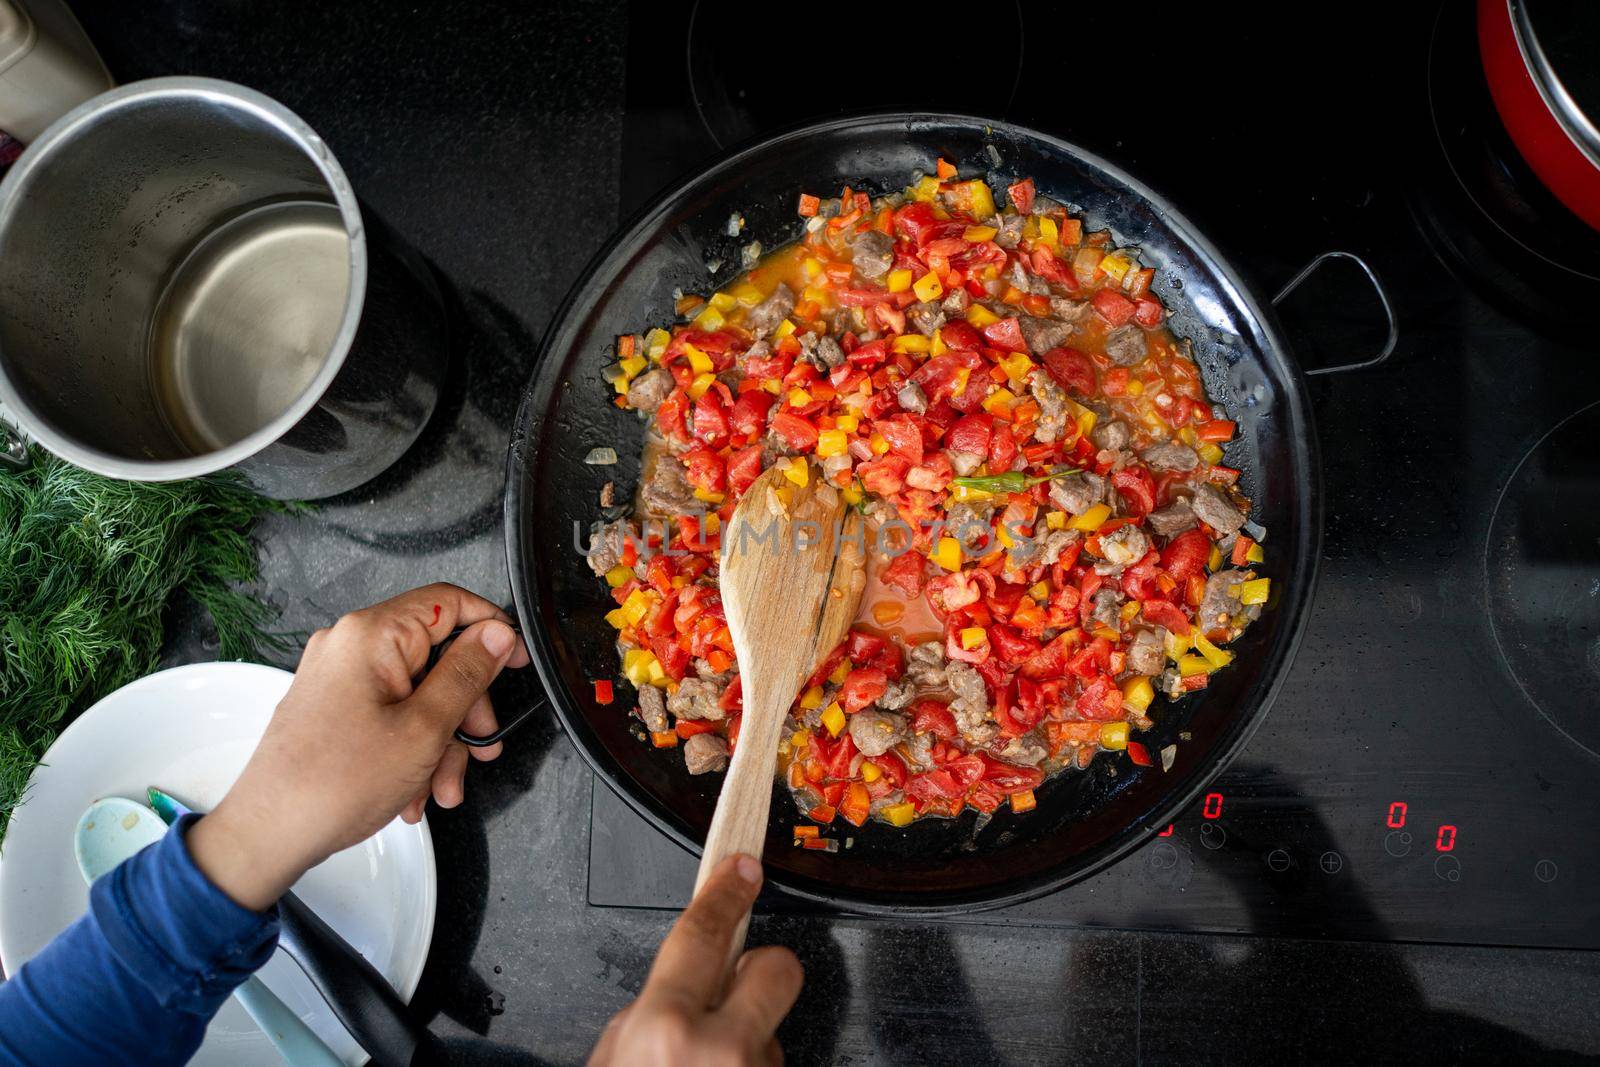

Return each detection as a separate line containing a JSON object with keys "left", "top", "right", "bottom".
{"left": 0, "top": 813, "right": 279, "bottom": 1067}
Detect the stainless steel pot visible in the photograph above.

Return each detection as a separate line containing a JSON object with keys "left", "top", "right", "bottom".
{"left": 0, "top": 77, "right": 445, "bottom": 498}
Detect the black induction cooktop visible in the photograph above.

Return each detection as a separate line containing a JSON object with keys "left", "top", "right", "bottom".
{"left": 595, "top": 0, "right": 1600, "bottom": 951}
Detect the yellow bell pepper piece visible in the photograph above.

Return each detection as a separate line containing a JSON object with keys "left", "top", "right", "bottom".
{"left": 893, "top": 334, "right": 932, "bottom": 354}
{"left": 644, "top": 327, "right": 671, "bottom": 360}
{"left": 835, "top": 414, "right": 859, "bottom": 432}
{"left": 788, "top": 388, "right": 811, "bottom": 407}
{"left": 966, "top": 304, "right": 1000, "bottom": 328}
{"left": 781, "top": 459, "right": 809, "bottom": 487}
{"left": 949, "top": 179, "right": 996, "bottom": 219}
{"left": 1119, "top": 601, "right": 1141, "bottom": 622}
{"left": 930, "top": 328, "right": 948, "bottom": 356}
{"left": 842, "top": 483, "right": 864, "bottom": 506}
{"left": 869, "top": 432, "right": 890, "bottom": 455}
{"left": 708, "top": 291, "right": 736, "bottom": 312}
{"left": 688, "top": 373, "right": 716, "bottom": 400}
{"left": 1245, "top": 541, "right": 1265, "bottom": 563}
{"left": 791, "top": 729, "right": 811, "bottom": 750}
{"left": 913, "top": 272, "right": 944, "bottom": 302}
{"left": 999, "top": 352, "right": 1035, "bottom": 382}
{"left": 1029, "top": 581, "right": 1050, "bottom": 600}
{"left": 1234, "top": 578, "right": 1271, "bottom": 605}
{"left": 799, "top": 685, "right": 825, "bottom": 710}
{"left": 1165, "top": 629, "right": 1193, "bottom": 661}
{"left": 1099, "top": 721, "right": 1130, "bottom": 750}
{"left": 963, "top": 224, "right": 998, "bottom": 242}
{"left": 1045, "top": 511, "right": 1067, "bottom": 530}
{"left": 646, "top": 658, "right": 667, "bottom": 685}
{"left": 1207, "top": 544, "right": 1224, "bottom": 572}
{"left": 693, "top": 305, "right": 725, "bottom": 331}
{"left": 804, "top": 256, "right": 824, "bottom": 280}
{"left": 982, "top": 387, "right": 1017, "bottom": 415}
{"left": 620, "top": 355, "right": 647, "bottom": 378}
{"left": 1177, "top": 426, "right": 1199, "bottom": 447}
{"left": 816, "top": 429, "right": 848, "bottom": 458}
{"left": 1193, "top": 632, "right": 1234, "bottom": 670}
{"left": 1177, "top": 654, "right": 1213, "bottom": 677}
{"left": 762, "top": 378, "right": 782, "bottom": 394}
{"left": 774, "top": 318, "right": 797, "bottom": 340}
{"left": 931, "top": 537, "right": 963, "bottom": 572}
{"left": 1122, "top": 677, "right": 1155, "bottom": 714}
{"left": 1038, "top": 216, "right": 1059, "bottom": 248}
{"left": 683, "top": 343, "right": 714, "bottom": 375}
{"left": 1067, "top": 503, "right": 1111, "bottom": 531}
{"left": 729, "top": 281, "right": 764, "bottom": 306}
{"left": 620, "top": 589, "right": 654, "bottom": 627}
{"left": 911, "top": 175, "right": 941, "bottom": 202}
{"left": 960, "top": 626, "right": 987, "bottom": 650}
{"left": 1126, "top": 379, "right": 1144, "bottom": 397}
{"left": 692, "top": 487, "right": 725, "bottom": 505}
{"left": 861, "top": 760, "right": 882, "bottom": 783}
{"left": 604, "top": 607, "right": 628, "bottom": 629}
{"left": 604, "top": 564, "right": 633, "bottom": 588}
{"left": 882, "top": 801, "right": 917, "bottom": 827}
{"left": 830, "top": 659, "right": 852, "bottom": 685}
{"left": 821, "top": 702, "right": 846, "bottom": 737}
{"left": 623, "top": 648, "right": 658, "bottom": 686}
{"left": 1098, "top": 252, "right": 1131, "bottom": 281}
{"left": 887, "top": 268, "right": 913, "bottom": 293}
{"left": 1198, "top": 442, "right": 1224, "bottom": 466}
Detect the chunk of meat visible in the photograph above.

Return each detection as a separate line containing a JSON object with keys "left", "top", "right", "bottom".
{"left": 993, "top": 213, "right": 1025, "bottom": 249}
{"left": 745, "top": 283, "right": 795, "bottom": 337}
{"left": 683, "top": 732, "right": 729, "bottom": 775}
{"left": 1039, "top": 528, "right": 1078, "bottom": 565}
{"left": 668, "top": 677, "right": 727, "bottom": 722}
{"left": 586, "top": 519, "right": 638, "bottom": 575}
{"left": 849, "top": 710, "right": 909, "bottom": 758}
{"left": 1049, "top": 297, "right": 1089, "bottom": 321}
{"left": 1049, "top": 471, "right": 1108, "bottom": 515}
{"left": 1091, "top": 419, "right": 1132, "bottom": 451}
{"left": 906, "top": 641, "right": 947, "bottom": 687}
{"left": 1100, "top": 524, "right": 1150, "bottom": 566}
{"left": 998, "top": 732, "right": 1048, "bottom": 767}
{"left": 1198, "top": 569, "right": 1247, "bottom": 633}
{"left": 1006, "top": 259, "right": 1034, "bottom": 294}
{"left": 946, "top": 661, "right": 991, "bottom": 733}
{"left": 636, "top": 684, "right": 669, "bottom": 733}
{"left": 1091, "top": 587, "right": 1123, "bottom": 630}
{"left": 1191, "top": 482, "right": 1246, "bottom": 535}
{"left": 897, "top": 381, "right": 928, "bottom": 414}
{"left": 1028, "top": 370, "right": 1071, "bottom": 443}
{"left": 1104, "top": 325, "right": 1149, "bottom": 366}
{"left": 1018, "top": 314, "right": 1075, "bottom": 355}
{"left": 943, "top": 502, "right": 992, "bottom": 552}
{"left": 907, "top": 301, "right": 945, "bottom": 336}
{"left": 948, "top": 449, "right": 984, "bottom": 477}
{"left": 800, "top": 332, "right": 845, "bottom": 370}
{"left": 1141, "top": 442, "right": 1199, "bottom": 472}
{"left": 1147, "top": 500, "right": 1197, "bottom": 537}
{"left": 941, "top": 288, "right": 972, "bottom": 315}
{"left": 625, "top": 367, "right": 673, "bottom": 413}
{"left": 879, "top": 677, "right": 916, "bottom": 710}
{"left": 851, "top": 229, "right": 894, "bottom": 280}
{"left": 1127, "top": 627, "right": 1167, "bottom": 676}
{"left": 641, "top": 455, "right": 706, "bottom": 516}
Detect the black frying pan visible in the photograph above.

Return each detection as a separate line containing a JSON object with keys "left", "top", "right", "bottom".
{"left": 499, "top": 113, "right": 1390, "bottom": 913}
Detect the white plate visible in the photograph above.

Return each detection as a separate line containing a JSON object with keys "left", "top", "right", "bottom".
{"left": 0, "top": 662, "right": 436, "bottom": 1067}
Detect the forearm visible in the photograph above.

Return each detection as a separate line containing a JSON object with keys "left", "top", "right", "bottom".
{"left": 0, "top": 815, "right": 279, "bottom": 1067}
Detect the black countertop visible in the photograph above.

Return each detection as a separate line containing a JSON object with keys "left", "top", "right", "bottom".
{"left": 69, "top": 1, "right": 1600, "bottom": 1062}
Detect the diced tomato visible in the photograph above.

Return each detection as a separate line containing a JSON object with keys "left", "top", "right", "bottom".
{"left": 982, "top": 317, "right": 1029, "bottom": 354}
{"left": 872, "top": 751, "right": 908, "bottom": 789}
{"left": 728, "top": 389, "right": 774, "bottom": 438}
{"left": 1161, "top": 528, "right": 1212, "bottom": 584}
{"left": 692, "top": 391, "right": 730, "bottom": 446}
{"left": 988, "top": 423, "right": 1018, "bottom": 469}
{"left": 725, "top": 445, "right": 762, "bottom": 495}
{"left": 1127, "top": 741, "right": 1154, "bottom": 766}
{"left": 839, "top": 667, "right": 889, "bottom": 713}
{"left": 655, "top": 388, "right": 691, "bottom": 443}
{"left": 770, "top": 410, "right": 819, "bottom": 452}
{"left": 1030, "top": 246, "right": 1076, "bottom": 290}
{"left": 911, "top": 699, "right": 959, "bottom": 740}
{"left": 858, "top": 454, "right": 911, "bottom": 496}
{"left": 905, "top": 452, "right": 954, "bottom": 493}
{"left": 675, "top": 719, "right": 719, "bottom": 738}
{"left": 939, "top": 320, "right": 984, "bottom": 351}
{"left": 968, "top": 782, "right": 1004, "bottom": 814}
{"left": 844, "top": 630, "right": 903, "bottom": 678}
{"left": 680, "top": 446, "right": 725, "bottom": 492}
{"left": 879, "top": 551, "right": 926, "bottom": 598}
{"left": 1197, "top": 419, "right": 1236, "bottom": 442}
{"left": 905, "top": 768, "right": 961, "bottom": 804}
{"left": 1067, "top": 637, "right": 1113, "bottom": 679}
{"left": 944, "top": 755, "right": 986, "bottom": 792}
{"left": 839, "top": 781, "right": 871, "bottom": 827}
{"left": 945, "top": 412, "right": 993, "bottom": 457}
{"left": 892, "top": 202, "right": 938, "bottom": 244}
{"left": 745, "top": 347, "right": 791, "bottom": 380}
{"left": 988, "top": 622, "right": 1041, "bottom": 664}
{"left": 678, "top": 514, "right": 718, "bottom": 554}
{"left": 1112, "top": 466, "right": 1157, "bottom": 516}
{"left": 875, "top": 414, "right": 924, "bottom": 464}
{"left": 978, "top": 753, "right": 1045, "bottom": 792}
{"left": 1074, "top": 675, "right": 1124, "bottom": 720}
{"left": 1141, "top": 599, "right": 1191, "bottom": 636}
{"left": 649, "top": 632, "right": 692, "bottom": 680}
{"left": 1042, "top": 347, "right": 1097, "bottom": 396}
{"left": 1090, "top": 288, "right": 1136, "bottom": 327}
{"left": 848, "top": 339, "right": 890, "bottom": 369}
{"left": 925, "top": 568, "right": 995, "bottom": 616}
{"left": 1008, "top": 675, "right": 1056, "bottom": 732}
{"left": 1007, "top": 177, "right": 1036, "bottom": 215}
{"left": 1133, "top": 295, "right": 1164, "bottom": 328}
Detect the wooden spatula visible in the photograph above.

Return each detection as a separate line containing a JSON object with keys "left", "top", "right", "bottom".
{"left": 693, "top": 458, "right": 866, "bottom": 958}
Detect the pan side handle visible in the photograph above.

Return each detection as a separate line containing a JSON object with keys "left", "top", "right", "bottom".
{"left": 1271, "top": 251, "right": 1398, "bottom": 377}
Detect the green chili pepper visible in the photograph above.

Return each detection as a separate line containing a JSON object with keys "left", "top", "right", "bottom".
{"left": 951, "top": 466, "right": 1081, "bottom": 494}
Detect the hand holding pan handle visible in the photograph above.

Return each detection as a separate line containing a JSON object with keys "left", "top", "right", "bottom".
{"left": 1271, "top": 250, "right": 1399, "bottom": 377}
{"left": 423, "top": 622, "right": 547, "bottom": 747}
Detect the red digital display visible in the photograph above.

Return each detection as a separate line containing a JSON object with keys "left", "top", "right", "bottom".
{"left": 1387, "top": 801, "right": 1407, "bottom": 829}
{"left": 1435, "top": 824, "right": 1457, "bottom": 853}
{"left": 1202, "top": 792, "right": 1224, "bottom": 820}
{"left": 1158, "top": 824, "right": 1174, "bottom": 838}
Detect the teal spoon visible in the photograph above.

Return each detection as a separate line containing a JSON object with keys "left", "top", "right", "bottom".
{"left": 74, "top": 797, "right": 344, "bottom": 1067}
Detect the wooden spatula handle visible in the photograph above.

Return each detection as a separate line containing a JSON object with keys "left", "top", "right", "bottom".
{"left": 692, "top": 674, "right": 792, "bottom": 975}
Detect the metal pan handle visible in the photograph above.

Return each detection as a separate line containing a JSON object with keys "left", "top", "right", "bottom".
{"left": 0, "top": 399, "right": 30, "bottom": 470}
{"left": 420, "top": 622, "right": 546, "bottom": 747}
{"left": 1271, "top": 251, "right": 1398, "bottom": 376}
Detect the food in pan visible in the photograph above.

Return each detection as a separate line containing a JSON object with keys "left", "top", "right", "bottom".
{"left": 588, "top": 162, "right": 1269, "bottom": 833}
